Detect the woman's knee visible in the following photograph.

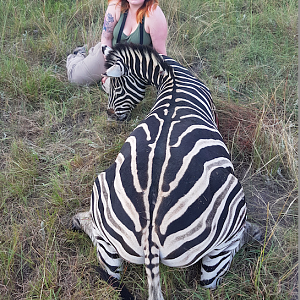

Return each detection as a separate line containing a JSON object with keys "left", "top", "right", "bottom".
{"left": 66, "top": 44, "right": 106, "bottom": 85}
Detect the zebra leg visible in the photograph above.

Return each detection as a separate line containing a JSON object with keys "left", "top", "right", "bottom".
{"left": 199, "top": 243, "right": 238, "bottom": 289}
{"left": 95, "top": 235, "right": 123, "bottom": 280}
{"left": 72, "top": 211, "right": 123, "bottom": 279}
{"left": 200, "top": 221, "right": 262, "bottom": 288}
{"left": 72, "top": 211, "right": 96, "bottom": 241}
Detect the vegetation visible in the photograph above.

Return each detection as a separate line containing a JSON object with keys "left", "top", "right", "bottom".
{"left": 0, "top": 0, "right": 297, "bottom": 299}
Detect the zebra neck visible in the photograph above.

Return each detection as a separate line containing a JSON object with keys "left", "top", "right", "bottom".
{"left": 155, "top": 72, "right": 173, "bottom": 92}
{"left": 146, "top": 56, "right": 173, "bottom": 88}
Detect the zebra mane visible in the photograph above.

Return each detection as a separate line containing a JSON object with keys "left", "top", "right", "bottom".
{"left": 104, "top": 43, "right": 171, "bottom": 74}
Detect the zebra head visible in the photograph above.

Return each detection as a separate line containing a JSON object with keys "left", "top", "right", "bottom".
{"left": 102, "top": 43, "right": 168, "bottom": 121}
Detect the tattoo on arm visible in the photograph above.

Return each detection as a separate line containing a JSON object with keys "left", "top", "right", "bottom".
{"left": 103, "top": 13, "right": 114, "bottom": 33}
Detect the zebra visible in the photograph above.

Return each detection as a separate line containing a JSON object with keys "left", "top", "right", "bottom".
{"left": 72, "top": 43, "right": 261, "bottom": 300}
{"left": 102, "top": 45, "right": 218, "bottom": 125}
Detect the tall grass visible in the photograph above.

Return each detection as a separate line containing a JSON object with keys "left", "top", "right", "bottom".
{"left": 0, "top": 0, "right": 297, "bottom": 299}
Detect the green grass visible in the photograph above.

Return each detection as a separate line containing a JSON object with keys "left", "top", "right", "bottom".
{"left": 0, "top": 0, "right": 297, "bottom": 299}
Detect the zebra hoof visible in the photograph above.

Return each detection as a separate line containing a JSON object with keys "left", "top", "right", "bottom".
{"left": 245, "top": 222, "right": 264, "bottom": 244}
{"left": 72, "top": 217, "right": 82, "bottom": 232}
{"left": 93, "top": 266, "right": 135, "bottom": 300}
{"left": 252, "top": 227, "right": 264, "bottom": 244}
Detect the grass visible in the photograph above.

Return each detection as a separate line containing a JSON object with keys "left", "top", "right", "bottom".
{"left": 0, "top": 0, "right": 298, "bottom": 299}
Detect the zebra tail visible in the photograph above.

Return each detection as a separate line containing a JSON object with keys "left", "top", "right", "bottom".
{"left": 145, "top": 242, "right": 164, "bottom": 300}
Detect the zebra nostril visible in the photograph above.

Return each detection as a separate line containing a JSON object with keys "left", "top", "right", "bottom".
{"left": 107, "top": 108, "right": 115, "bottom": 116}
{"left": 106, "top": 109, "right": 118, "bottom": 122}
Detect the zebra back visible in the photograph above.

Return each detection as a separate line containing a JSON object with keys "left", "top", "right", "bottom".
{"left": 99, "top": 44, "right": 246, "bottom": 299}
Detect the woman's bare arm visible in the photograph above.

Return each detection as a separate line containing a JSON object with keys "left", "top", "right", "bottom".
{"left": 101, "top": 1, "right": 120, "bottom": 47}
{"left": 146, "top": 6, "right": 168, "bottom": 55}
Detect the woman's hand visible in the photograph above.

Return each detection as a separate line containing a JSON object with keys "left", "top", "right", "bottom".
{"left": 101, "top": 76, "right": 108, "bottom": 84}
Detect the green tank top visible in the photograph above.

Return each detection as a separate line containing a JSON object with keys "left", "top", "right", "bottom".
{"left": 112, "top": 11, "right": 152, "bottom": 47}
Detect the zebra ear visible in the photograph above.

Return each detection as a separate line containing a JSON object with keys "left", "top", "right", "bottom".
{"left": 102, "top": 44, "right": 112, "bottom": 56}
{"left": 159, "top": 69, "right": 167, "bottom": 76}
{"left": 159, "top": 66, "right": 167, "bottom": 76}
{"left": 106, "top": 64, "right": 124, "bottom": 77}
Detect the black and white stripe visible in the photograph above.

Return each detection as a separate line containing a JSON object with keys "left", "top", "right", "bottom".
{"left": 72, "top": 44, "right": 260, "bottom": 300}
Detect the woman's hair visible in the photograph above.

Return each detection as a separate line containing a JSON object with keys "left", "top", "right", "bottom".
{"left": 108, "top": 0, "right": 158, "bottom": 23}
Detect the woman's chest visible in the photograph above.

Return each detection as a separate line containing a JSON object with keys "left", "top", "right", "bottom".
{"left": 123, "top": 17, "right": 140, "bottom": 36}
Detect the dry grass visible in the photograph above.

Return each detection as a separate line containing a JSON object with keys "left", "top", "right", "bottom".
{"left": 0, "top": 0, "right": 298, "bottom": 299}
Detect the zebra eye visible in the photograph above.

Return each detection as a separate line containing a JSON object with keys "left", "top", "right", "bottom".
{"left": 122, "top": 65, "right": 129, "bottom": 75}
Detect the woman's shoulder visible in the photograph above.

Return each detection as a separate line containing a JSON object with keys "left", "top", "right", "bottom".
{"left": 107, "top": 0, "right": 122, "bottom": 10}
{"left": 107, "top": 0, "right": 120, "bottom": 6}
{"left": 145, "top": 5, "right": 167, "bottom": 27}
{"left": 106, "top": 0, "right": 121, "bottom": 20}
{"left": 147, "top": 5, "right": 166, "bottom": 20}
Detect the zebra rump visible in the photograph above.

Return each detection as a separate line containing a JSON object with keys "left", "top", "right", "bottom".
{"left": 72, "top": 43, "right": 261, "bottom": 300}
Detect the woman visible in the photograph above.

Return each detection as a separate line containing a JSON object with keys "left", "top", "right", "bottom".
{"left": 66, "top": 0, "right": 168, "bottom": 86}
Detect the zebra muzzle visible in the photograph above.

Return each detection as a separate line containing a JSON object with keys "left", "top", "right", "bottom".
{"left": 107, "top": 109, "right": 130, "bottom": 122}
{"left": 106, "top": 108, "right": 118, "bottom": 122}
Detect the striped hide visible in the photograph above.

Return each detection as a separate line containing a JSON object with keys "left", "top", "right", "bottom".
{"left": 72, "top": 43, "right": 261, "bottom": 300}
